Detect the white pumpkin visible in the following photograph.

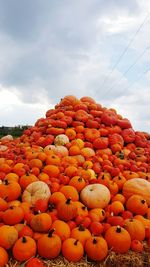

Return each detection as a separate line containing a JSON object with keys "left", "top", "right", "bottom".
{"left": 54, "top": 134, "right": 69, "bottom": 146}
{"left": 0, "top": 145, "right": 8, "bottom": 152}
{"left": 80, "top": 184, "right": 111, "bottom": 209}
{"left": 22, "top": 181, "right": 51, "bottom": 206}
{"left": 1, "top": 135, "right": 13, "bottom": 141}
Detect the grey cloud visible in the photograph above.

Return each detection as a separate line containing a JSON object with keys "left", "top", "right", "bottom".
{"left": 0, "top": 0, "right": 145, "bottom": 105}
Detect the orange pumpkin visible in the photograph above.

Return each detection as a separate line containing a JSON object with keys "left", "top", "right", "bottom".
{"left": 60, "top": 185, "right": 79, "bottom": 201}
{"left": 51, "top": 220, "right": 70, "bottom": 241}
{"left": 105, "top": 225, "right": 131, "bottom": 253}
{"left": 85, "top": 236, "right": 108, "bottom": 261}
{"left": 123, "top": 178, "right": 150, "bottom": 205}
{"left": 30, "top": 213, "right": 52, "bottom": 232}
{"left": 62, "top": 238, "right": 84, "bottom": 262}
{"left": 25, "top": 257, "right": 45, "bottom": 267}
{"left": 0, "top": 180, "right": 21, "bottom": 201}
{"left": 124, "top": 218, "right": 145, "bottom": 241}
{"left": 13, "top": 236, "right": 37, "bottom": 262}
{"left": 37, "top": 229, "right": 61, "bottom": 259}
{"left": 0, "top": 247, "right": 8, "bottom": 267}
{"left": 71, "top": 224, "right": 91, "bottom": 247}
{"left": 57, "top": 198, "right": 77, "bottom": 221}
{"left": 2, "top": 206, "right": 24, "bottom": 225}
{"left": 0, "top": 225, "right": 18, "bottom": 249}
{"left": 126, "top": 195, "right": 148, "bottom": 215}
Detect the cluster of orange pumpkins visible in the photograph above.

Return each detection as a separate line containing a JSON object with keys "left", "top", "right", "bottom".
{"left": 0, "top": 95, "right": 150, "bottom": 266}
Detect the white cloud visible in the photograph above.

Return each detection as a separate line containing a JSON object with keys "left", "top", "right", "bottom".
{"left": 0, "top": 0, "right": 149, "bottom": 133}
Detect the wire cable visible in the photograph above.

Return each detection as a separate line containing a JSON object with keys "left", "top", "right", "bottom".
{"left": 98, "top": 12, "right": 150, "bottom": 90}
{"left": 102, "top": 45, "right": 150, "bottom": 98}
{"left": 112, "top": 68, "right": 150, "bottom": 101}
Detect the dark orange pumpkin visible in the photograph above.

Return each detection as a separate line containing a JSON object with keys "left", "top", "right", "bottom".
{"left": 37, "top": 229, "right": 61, "bottom": 259}
{"left": 124, "top": 218, "right": 145, "bottom": 241}
{"left": 0, "top": 246, "right": 8, "bottom": 267}
{"left": 62, "top": 238, "right": 84, "bottom": 262}
{"left": 105, "top": 225, "right": 131, "bottom": 253}
{"left": 85, "top": 236, "right": 108, "bottom": 261}
{"left": 71, "top": 224, "right": 91, "bottom": 247}
{"left": 13, "top": 236, "right": 37, "bottom": 262}
{"left": 57, "top": 198, "right": 77, "bottom": 221}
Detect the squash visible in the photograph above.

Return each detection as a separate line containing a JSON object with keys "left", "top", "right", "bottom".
{"left": 123, "top": 178, "right": 150, "bottom": 205}
{"left": 22, "top": 181, "right": 51, "bottom": 206}
{"left": 54, "top": 134, "right": 69, "bottom": 146}
{"left": 80, "top": 184, "right": 111, "bottom": 209}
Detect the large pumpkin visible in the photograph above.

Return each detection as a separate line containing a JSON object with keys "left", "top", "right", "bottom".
{"left": 122, "top": 178, "right": 150, "bottom": 205}
{"left": 80, "top": 184, "right": 111, "bottom": 209}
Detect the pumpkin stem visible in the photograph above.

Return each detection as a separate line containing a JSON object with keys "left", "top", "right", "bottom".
{"left": 74, "top": 239, "right": 78, "bottom": 246}
{"left": 78, "top": 177, "right": 83, "bottom": 182}
{"left": 141, "top": 199, "right": 146, "bottom": 204}
{"left": 101, "top": 210, "right": 105, "bottom": 216}
{"left": 4, "top": 180, "right": 9, "bottom": 185}
{"left": 48, "top": 203, "right": 55, "bottom": 211}
{"left": 22, "top": 236, "right": 27, "bottom": 243}
{"left": 48, "top": 228, "right": 55, "bottom": 237}
{"left": 66, "top": 198, "right": 71, "bottom": 204}
{"left": 93, "top": 238, "right": 97, "bottom": 244}
{"left": 116, "top": 226, "right": 122, "bottom": 233}
{"left": 101, "top": 175, "right": 105, "bottom": 180}
{"left": 78, "top": 224, "right": 85, "bottom": 231}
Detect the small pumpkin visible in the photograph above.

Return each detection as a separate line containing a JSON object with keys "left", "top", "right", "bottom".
{"left": 123, "top": 178, "right": 150, "bottom": 205}
{"left": 0, "top": 180, "right": 21, "bottom": 202}
{"left": 126, "top": 195, "right": 148, "bottom": 215}
{"left": 131, "top": 240, "right": 143, "bottom": 252}
{"left": 25, "top": 257, "right": 45, "bottom": 267}
{"left": 0, "top": 246, "right": 8, "bottom": 267}
{"left": 54, "top": 134, "right": 69, "bottom": 146}
{"left": 51, "top": 220, "right": 70, "bottom": 241}
{"left": 124, "top": 219, "right": 145, "bottom": 241}
{"left": 62, "top": 238, "right": 84, "bottom": 262}
{"left": 0, "top": 225, "right": 18, "bottom": 249}
{"left": 71, "top": 224, "right": 91, "bottom": 247}
{"left": 22, "top": 181, "right": 51, "bottom": 206}
{"left": 13, "top": 236, "right": 37, "bottom": 262}
{"left": 2, "top": 206, "right": 24, "bottom": 225}
{"left": 85, "top": 236, "right": 108, "bottom": 261}
{"left": 80, "top": 184, "right": 111, "bottom": 209}
{"left": 105, "top": 225, "right": 131, "bottom": 253}
{"left": 30, "top": 213, "right": 52, "bottom": 232}
{"left": 57, "top": 198, "right": 77, "bottom": 221}
{"left": 37, "top": 229, "right": 61, "bottom": 259}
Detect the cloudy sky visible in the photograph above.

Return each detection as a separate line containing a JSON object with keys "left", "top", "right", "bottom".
{"left": 0, "top": 0, "right": 150, "bottom": 132}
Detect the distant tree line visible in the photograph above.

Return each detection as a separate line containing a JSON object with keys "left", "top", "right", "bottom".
{"left": 0, "top": 125, "right": 30, "bottom": 138}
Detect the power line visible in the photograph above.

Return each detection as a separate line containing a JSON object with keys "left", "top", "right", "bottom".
{"left": 112, "top": 68, "right": 150, "bottom": 101}
{"left": 102, "top": 45, "right": 150, "bottom": 98}
{"left": 98, "top": 11, "right": 150, "bottom": 90}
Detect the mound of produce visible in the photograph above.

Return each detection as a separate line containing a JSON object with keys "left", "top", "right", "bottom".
{"left": 0, "top": 95, "right": 150, "bottom": 267}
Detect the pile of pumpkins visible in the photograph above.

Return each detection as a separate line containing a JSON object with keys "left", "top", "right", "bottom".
{"left": 0, "top": 95, "right": 150, "bottom": 266}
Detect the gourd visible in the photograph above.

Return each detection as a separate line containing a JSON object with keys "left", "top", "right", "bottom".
{"left": 22, "top": 181, "right": 51, "bottom": 206}
{"left": 80, "top": 184, "right": 111, "bottom": 209}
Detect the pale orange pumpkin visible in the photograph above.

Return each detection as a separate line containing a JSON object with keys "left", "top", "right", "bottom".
{"left": 80, "top": 184, "right": 111, "bottom": 209}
